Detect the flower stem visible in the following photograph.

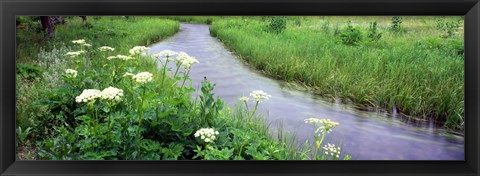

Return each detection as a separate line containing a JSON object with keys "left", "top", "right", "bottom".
{"left": 136, "top": 85, "right": 146, "bottom": 159}
{"left": 243, "top": 101, "right": 250, "bottom": 118}
{"left": 313, "top": 132, "right": 326, "bottom": 160}
{"left": 250, "top": 101, "right": 259, "bottom": 119}
{"left": 173, "top": 65, "right": 181, "bottom": 81}
{"left": 180, "top": 67, "right": 191, "bottom": 89}
{"left": 160, "top": 59, "right": 170, "bottom": 87}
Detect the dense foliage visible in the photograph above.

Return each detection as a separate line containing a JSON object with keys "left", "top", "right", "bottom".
{"left": 16, "top": 16, "right": 348, "bottom": 160}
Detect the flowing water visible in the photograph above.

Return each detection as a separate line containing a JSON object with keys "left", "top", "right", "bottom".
{"left": 148, "top": 23, "right": 464, "bottom": 160}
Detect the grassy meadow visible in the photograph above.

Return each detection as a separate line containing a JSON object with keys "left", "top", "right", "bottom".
{"left": 208, "top": 16, "right": 464, "bottom": 129}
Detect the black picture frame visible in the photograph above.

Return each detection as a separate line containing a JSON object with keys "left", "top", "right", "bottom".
{"left": 1, "top": 0, "right": 479, "bottom": 176}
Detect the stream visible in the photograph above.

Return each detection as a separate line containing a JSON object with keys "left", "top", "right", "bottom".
{"left": 147, "top": 23, "right": 464, "bottom": 160}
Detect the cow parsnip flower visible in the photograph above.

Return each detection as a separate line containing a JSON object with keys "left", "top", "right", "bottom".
{"left": 194, "top": 128, "right": 220, "bottom": 143}
{"left": 249, "top": 90, "right": 272, "bottom": 102}
{"left": 123, "top": 72, "right": 135, "bottom": 77}
{"left": 304, "top": 118, "right": 323, "bottom": 125}
{"left": 129, "top": 46, "right": 150, "bottom": 55}
{"left": 99, "top": 46, "right": 115, "bottom": 52}
{"left": 180, "top": 56, "right": 199, "bottom": 69}
{"left": 75, "top": 89, "right": 101, "bottom": 103}
{"left": 239, "top": 96, "right": 250, "bottom": 102}
{"left": 65, "top": 51, "right": 85, "bottom": 58}
{"left": 132, "top": 72, "right": 153, "bottom": 84}
{"left": 65, "top": 69, "right": 78, "bottom": 78}
{"left": 72, "top": 39, "right": 86, "bottom": 45}
{"left": 100, "top": 86, "right": 124, "bottom": 102}
{"left": 157, "top": 50, "right": 178, "bottom": 58}
{"left": 305, "top": 118, "right": 340, "bottom": 134}
{"left": 107, "top": 55, "right": 134, "bottom": 61}
{"left": 175, "top": 52, "right": 192, "bottom": 64}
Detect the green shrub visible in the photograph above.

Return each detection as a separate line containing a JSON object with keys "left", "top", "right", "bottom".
{"left": 416, "top": 37, "right": 464, "bottom": 57}
{"left": 367, "top": 21, "right": 382, "bottom": 41}
{"left": 265, "top": 16, "right": 287, "bottom": 34}
{"left": 16, "top": 63, "right": 44, "bottom": 81}
{"left": 436, "top": 19, "right": 461, "bottom": 38}
{"left": 339, "top": 21, "right": 363, "bottom": 45}
{"left": 391, "top": 16, "right": 403, "bottom": 32}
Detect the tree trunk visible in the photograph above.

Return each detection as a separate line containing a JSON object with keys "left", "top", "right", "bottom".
{"left": 40, "top": 16, "right": 54, "bottom": 38}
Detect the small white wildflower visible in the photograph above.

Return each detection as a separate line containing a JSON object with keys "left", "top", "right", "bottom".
{"left": 117, "top": 55, "right": 134, "bottom": 61}
{"left": 132, "top": 72, "right": 153, "bottom": 84}
{"left": 72, "top": 39, "right": 86, "bottom": 44}
{"left": 181, "top": 56, "right": 199, "bottom": 69}
{"left": 239, "top": 96, "right": 250, "bottom": 102}
{"left": 83, "top": 43, "right": 92, "bottom": 47}
{"left": 100, "top": 86, "right": 124, "bottom": 102}
{"left": 304, "top": 118, "right": 323, "bottom": 125}
{"left": 305, "top": 118, "right": 339, "bottom": 134}
{"left": 65, "top": 69, "right": 78, "bottom": 78}
{"left": 249, "top": 90, "right": 272, "bottom": 102}
{"left": 107, "top": 55, "right": 134, "bottom": 61}
{"left": 323, "top": 143, "right": 341, "bottom": 157}
{"left": 123, "top": 72, "right": 135, "bottom": 77}
{"left": 157, "top": 50, "right": 178, "bottom": 58}
{"left": 319, "top": 119, "right": 340, "bottom": 132}
{"left": 175, "top": 52, "right": 190, "bottom": 64}
{"left": 129, "top": 46, "right": 150, "bottom": 55}
{"left": 194, "top": 128, "right": 219, "bottom": 143}
{"left": 99, "top": 46, "right": 115, "bottom": 52}
{"left": 75, "top": 89, "right": 101, "bottom": 103}
{"left": 65, "top": 51, "right": 85, "bottom": 58}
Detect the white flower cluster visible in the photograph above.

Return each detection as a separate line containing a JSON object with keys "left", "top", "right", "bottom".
{"left": 176, "top": 52, "right": 199, "bottom": 69}
{"left": 249, "top": 90, "right": 272, "bottom": 102}
{"left": 83, "top": 43, "right": 92, "bottom": 47}
{"left": 304, "top": 118, "right": 322, "bottom": 125}
{"left": 72, "top": 39, "right": 86, "bottom": 44}
{"left": 99, "top": 86, "right": 124, "bottom": 102}
{"left": 123, "top": 72, "right": 135, "bottom": 77}
{"left": 129, "top": 46, "right": 150, "bottom": 55}
{"left": 318, "top": 119, "right": 339, "bottom": 134}
{"left": 155, "top": 50, "right": 178, "bottom": 58}
{"left": 99, "top": 46, "right": 115, "bottom": 52}
{"left": 75, "top": 89, "right": 101, "bottom": 103}
{"left": 304, "top": 118, "right": 339, "bottom": 134}
{"left": 239, "top": 96, "right": 250, "bottom": 102}
{"left": 65, "top": 69, "right": 78, "bottom": 78}
{"left": 65, "top": 51, "right": 85, "bottom": 58}
{"left": 107, "top": 55, "right": 134, "bottom": 61}
{"left": 132, "top": 72, "right": 153, "bottom": 84}
{"left": 194, "top": 128, "right": 220, "bottom": 143}
{"left": 323, "top": 143, "right": 341, "bottom": 158}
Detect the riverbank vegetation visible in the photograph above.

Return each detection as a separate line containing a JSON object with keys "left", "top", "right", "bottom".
{"left": 208, "top": 16, "right": 464, "bottom": 130}
{"left": 16, "top": 16, "right": 347, "bottom": 160}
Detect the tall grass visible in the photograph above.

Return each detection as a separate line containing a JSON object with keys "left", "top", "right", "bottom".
{"left": 209, "top": 16, "right": 464, "bottom": 129}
